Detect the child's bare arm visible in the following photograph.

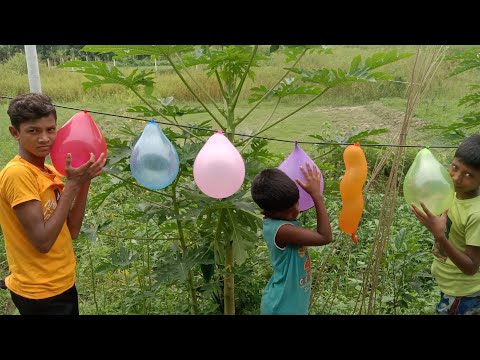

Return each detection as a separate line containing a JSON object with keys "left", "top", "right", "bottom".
{"left": 13, "top": 153, "right": 105, "bottom": 253}
{"left": 276, "top": 222, "right": 331, "bottom": 248}
{"left": 412, "top": 202, "right": 480, "bottom": 275}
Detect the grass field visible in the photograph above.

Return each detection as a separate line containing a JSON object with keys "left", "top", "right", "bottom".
{"left": 0, "top": 45, "right": 478, "bottom": 315}
{"left": 1, "top": 45, "right": 474, "bottom": 163}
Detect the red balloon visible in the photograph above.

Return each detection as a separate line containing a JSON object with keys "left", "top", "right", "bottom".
{"left": 50, "top": 111, "right": 107, "bottom": 176}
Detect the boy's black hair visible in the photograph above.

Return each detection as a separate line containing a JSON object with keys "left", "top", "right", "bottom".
{"left": 7, "top": 93, "right": 57, "bottom": 130}
{"left": 251, "top": 168, "right": 299, "bottom": 212}
{"left": 455, "top": 134, "right": 480, "bottom": 170}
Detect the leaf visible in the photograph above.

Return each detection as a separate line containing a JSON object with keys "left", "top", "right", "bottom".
{"left": 269, "top": 45, "right": 280, "bottom": 53}
{"left": 446, "top": 47, "right": 480, "bottom": 77}
{"left": 283, "top": 45, "right": 332, "bottom": 63}
{"left": 81, "top": 227, "right": 97, "bottom": 243}
{"left": 88, "top": 182, "right": 126, "bottom": 209}
{"left": 273, "top": 81, "right": 323, "bottom": 98}
{"left": 248, "top": 85, "right": 271, "bottom": 103}
{"left": 287, "top": 50, "right": 411, "bottom": 88}
{"left": 60, "top": 61, "right": 155, "bottom": 92}
{"left": 363, "top": 50, "right": 413, "bottom": 71}
{"left": 458, "top": 87, "right": 480, "bottom": 107}
{"left": 82, "top": 45, "right": 194, "bottom": 58}
{"left": 224, "top": 209, "right": 257, "bottom": 265}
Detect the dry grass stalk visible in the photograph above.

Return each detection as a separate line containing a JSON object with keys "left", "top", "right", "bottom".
{"left": 356, "top": 45, "right": 448, "bottom": 314}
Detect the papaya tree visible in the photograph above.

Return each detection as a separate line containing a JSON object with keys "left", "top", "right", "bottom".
{"left": 61, "top": 45, "right": 412, "bottom": 314}
{"left": 425, "top": 46, "right": 480, "bottom": 140}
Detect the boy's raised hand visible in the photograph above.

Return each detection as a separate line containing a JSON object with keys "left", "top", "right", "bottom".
{"left": 65, "top": 152, "right": 106, "bottom": 184}
{"left": 296, "top": 162, "right": 322, "bottom": 199}
{"left": 411, "top": 201, "right": 448, "bottom": 239}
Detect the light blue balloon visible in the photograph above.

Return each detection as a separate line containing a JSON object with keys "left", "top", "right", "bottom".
{"left": 130, "top": 120, "right": 180, "bottom": 190}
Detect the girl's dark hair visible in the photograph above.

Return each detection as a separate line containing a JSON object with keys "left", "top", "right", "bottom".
{"left": 7, "top": 93, "right": 57, "bottom": 130}
{"left": 455, "top": 134, "right": 480, "bottom": 170}
{"left": 251, "top": 168, "right": 299, "bottom": 212}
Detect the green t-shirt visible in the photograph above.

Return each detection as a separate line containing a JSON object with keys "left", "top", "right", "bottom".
{"left": 431, "top": 194, "right": 480, "bottom": 296}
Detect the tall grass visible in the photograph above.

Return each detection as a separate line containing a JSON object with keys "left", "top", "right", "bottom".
{"left": 1, "top": 46, "right": 473, "bottom": 106}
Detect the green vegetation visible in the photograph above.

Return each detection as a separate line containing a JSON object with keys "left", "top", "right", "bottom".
{"left": 0, "top": 45, "right": 478, "bottom": 315}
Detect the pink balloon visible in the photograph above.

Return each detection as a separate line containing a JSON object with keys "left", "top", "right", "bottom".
{"left": 278, "top": 142, "right": 324, "bottom": 211}
{"left": 50, "top": 111, "right": 108, "bottom": 176}
{"left": 193, "top": 130, "right": 245, "bottom": 199}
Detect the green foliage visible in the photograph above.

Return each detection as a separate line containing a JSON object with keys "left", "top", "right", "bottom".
{"left": 288, "top": 50, "right": 413, "bottom": 89}
{"left": 426, "top": 46, "right": 480, "bottom": 141}
{"left": 59, "top": 61, "right": 155, "bottom": 95}
{"left": 1, "top": 53, "right": 28, "bottom": 75}
{"left": 82, "top": 45, "right": 194, "bottom": 58}
{"left": 2, "top": 45, "right": 438, "bottom": 315}
{"left": 445, "top": 47, "right": 480, "bottom": 77}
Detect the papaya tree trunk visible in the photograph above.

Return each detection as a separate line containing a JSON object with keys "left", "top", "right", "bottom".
{"left": 224, "top": 239, "right": 235, "bottom": 314}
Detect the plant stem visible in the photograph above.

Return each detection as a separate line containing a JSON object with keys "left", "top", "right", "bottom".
{"left": 222, "top": 209, "right": 235, "bottom": 315}
{"left": 166, "top": 55, "right": 225, "bottom": 131}
{"left": 235, "top": 48, "right": 307, "bottom": 127}
{"left": 107, "top": 173, "right": 174, "bottom": 198}
{"left": 171, "top": 178, "right": 200, "bottom": 314}
{"left": 175, "top": 53, "right": 225, "bottom": 117}
{"left": 130, "top": 87, "right": 204, "bottom": 142}
{"left": 239, "top": 96, "right": 281, "bottom": 151}
{"left": 231, "top": 45, "right": 258, "bottom": 111}
{"left": 85, "top": 238, "right": 99, "bottom": 314}
{"left": 252, "top": 88, "right": 330, "bottom": 137}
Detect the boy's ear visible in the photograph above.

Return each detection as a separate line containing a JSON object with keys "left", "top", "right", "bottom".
{"left": 8, "top": 125, "right": 20, "bottom": 140}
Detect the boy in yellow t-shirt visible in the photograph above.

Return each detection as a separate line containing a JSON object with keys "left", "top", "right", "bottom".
{"left": 412, "top": 134, "right": 480, "bottom": 315}
{"left": 0, "top": 93, "right": 106, "bottom": 315}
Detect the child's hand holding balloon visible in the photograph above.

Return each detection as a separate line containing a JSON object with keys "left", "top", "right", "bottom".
{"left": 296, "top": 162, "right": 323, "bottom": 200}
{"left": 403, "top": 148, "right": 454, "bottom": 216}
{"left": 50, "top": 111, "right": 108, "bottom": 176}
{"left": 411, "top": 201, "right": 448, "bottom": 239}
{"left": 65, "top": 152, "right": 107, "bottom": 185}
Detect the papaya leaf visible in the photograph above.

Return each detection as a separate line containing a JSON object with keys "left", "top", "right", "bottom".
{"left": 445, "top": 47, "right": 480, "bottom": 77}
{"left": 81, "top": 45, "right": 194, "bottom": 58}
{"left": 60, "top": 61, "right": 154, "bottom": 91}
{"left": 88, "top": 181, "right": 126, "bottom": 209}
{"left": 224, "top": 209, "right": 256, "bottom": 265}
{"left": 458, "top": 87, "right": 480, "bottom": 107}
{"left": 273, "top": 82, "right": 323, "bottom": 98}
{"left": 283, "top": 45, "right": 332, "bottom": 62}
{"left": 248, "top": 85, "right": 271, "bottom": 103}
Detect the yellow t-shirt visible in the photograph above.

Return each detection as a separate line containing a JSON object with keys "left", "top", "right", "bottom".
{"left": 0, "top": 155, "right": 76, "bottom": 299}
{"left": 431, "top": 195, "right": 480, "bottom": 296}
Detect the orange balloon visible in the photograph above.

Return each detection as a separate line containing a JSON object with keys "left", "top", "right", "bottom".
{"left": 339, "top": 143, "right": 367, "bottom": 243}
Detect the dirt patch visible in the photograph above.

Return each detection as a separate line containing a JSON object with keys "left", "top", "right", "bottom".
{"left": 313, "top": 103, "right": 427, "bottom": 142}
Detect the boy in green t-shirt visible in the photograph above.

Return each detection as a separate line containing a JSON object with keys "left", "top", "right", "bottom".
{"left": 412, "top": 134, "right": 480, "bottom": 314}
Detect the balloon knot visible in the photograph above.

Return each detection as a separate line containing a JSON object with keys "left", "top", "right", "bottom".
{"left": 217, "top": 130, "right": 223, "bottom": 134}
{"left": 354, "top": 142, "right": 360, "bottom": 147}
{"left": 83, "top": 109, "right": 88, "bottom": 113}
{"left": 149, "top": 119, "right": 156, "bottom": 124}
{"left": 424, "top": 145, "right": 430, "bottom": 150}
{"left": 351, "top": 233, "right": 358, "bottom": 244}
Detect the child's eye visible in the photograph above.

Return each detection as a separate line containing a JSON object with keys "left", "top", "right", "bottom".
{"left": 465, "top": 172, "right": 472, "bottom": 177}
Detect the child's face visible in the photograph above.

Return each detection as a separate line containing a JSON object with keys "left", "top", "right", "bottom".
{"left": 448, "top": 157, "right": 480, "bottom": 198}
{"left": 9, "top": 114, "right": 57, "bottom": 159}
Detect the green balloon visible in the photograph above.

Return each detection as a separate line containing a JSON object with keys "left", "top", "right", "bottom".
{"left": 403, "top": 148, "right": 455, "bottom": 216}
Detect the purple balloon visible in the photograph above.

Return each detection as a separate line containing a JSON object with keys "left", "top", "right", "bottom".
{"left": 278, "top": 142, "right": 324, "bottom": 211}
